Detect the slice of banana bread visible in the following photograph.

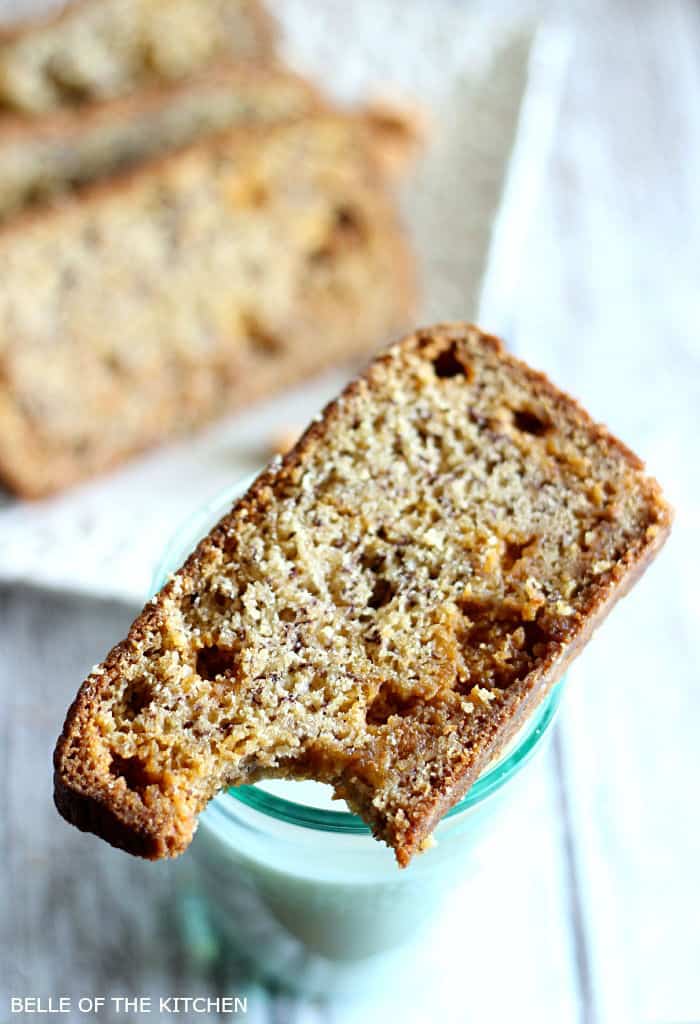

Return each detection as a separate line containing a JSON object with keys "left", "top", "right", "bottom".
{"left": 0, "top": 64, "right": 319, "bottom": 224}
{"left": 0, "top": 0, "right": 276, "bottom": 115}
{"left": 0, "top": 114, "right": 415, "bottom": 498}
{"left": 54, "top": 324, "right": 672, "bottom": 866}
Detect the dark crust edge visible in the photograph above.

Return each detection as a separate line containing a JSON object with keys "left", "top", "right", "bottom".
{"left": 0, "top": 111, "right": 416, "bottom": 498}
{"left": 53, "top": 769, "right": 169, "bottom": 860}
{"left": 52, "top": 323, "right": 673, "bottom": 861}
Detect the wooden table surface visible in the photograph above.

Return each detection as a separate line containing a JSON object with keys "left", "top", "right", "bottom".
{"left": 2, "top": 1, "right": 699, "bottom": 1022}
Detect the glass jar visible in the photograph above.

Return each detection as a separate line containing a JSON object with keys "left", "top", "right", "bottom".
{"left": 153, "top": 479, "right": 565, "bottom": 998}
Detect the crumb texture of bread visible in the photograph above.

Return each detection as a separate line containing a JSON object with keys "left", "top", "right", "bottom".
{"left": 54, "top": 324, "right": 672, "bottom": 865}
{"left": 0, "top": 115, "right": 414, "bottom": 497}
{"left": 0, "top": 0, "right": 275, "bottom": 115}
{"left": 0, "top": 65, "right": 318, "bottom": 224}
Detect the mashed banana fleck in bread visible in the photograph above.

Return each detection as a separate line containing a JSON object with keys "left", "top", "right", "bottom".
{"left": 0, "top": 0, "right": 275, "bottom": 114}
{"left": 54, "top": 324, "right": 672, "bottom": 865}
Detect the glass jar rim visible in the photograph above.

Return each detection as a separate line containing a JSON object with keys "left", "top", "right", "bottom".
{"left": 152, "top": 476, "right": 565, "bottom": 836}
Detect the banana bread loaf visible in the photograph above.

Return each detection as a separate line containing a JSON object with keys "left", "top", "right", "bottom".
{"left": 54, "top": 324, "right": 672, "bottom": 865}
{"left": 0, "top": 0, "right": 276, "bottom": 115}
{"left": 0, "top": 114, "right": 415, "bottom": 498}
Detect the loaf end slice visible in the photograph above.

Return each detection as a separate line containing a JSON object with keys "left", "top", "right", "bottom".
{"left": 54, "top": 324, "right": 672, "bottom": 864}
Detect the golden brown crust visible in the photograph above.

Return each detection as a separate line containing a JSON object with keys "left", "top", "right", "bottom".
{"left": 53, "top": 323, "right": 672, "bottom": 863}
{"left": 54, "top": 600, "right": 199, "bottom": 856}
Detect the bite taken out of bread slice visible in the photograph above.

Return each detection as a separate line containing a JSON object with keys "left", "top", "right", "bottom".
{"left": 54, "top": 324, "right": 672, "bottom": 866}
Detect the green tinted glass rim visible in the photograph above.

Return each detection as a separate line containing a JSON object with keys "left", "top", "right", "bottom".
{"left": 152, "top": 477, "right": 566, "bottom": 836}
